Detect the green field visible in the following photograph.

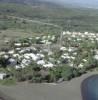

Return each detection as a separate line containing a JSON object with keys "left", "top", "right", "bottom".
{"left": 0, "top": 3, "right": 98, "bottom": 33}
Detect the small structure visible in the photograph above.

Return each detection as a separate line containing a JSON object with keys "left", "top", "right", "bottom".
{"left": 0, "top": 73, "right": 6, "bottom": 80}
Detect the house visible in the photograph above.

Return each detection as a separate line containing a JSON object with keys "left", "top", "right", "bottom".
{"left": 8, "top": 50, "right": 15, "bottom": 54}
{"left": 13, "top": 54, "right": 20, "bottom": 58}
{"left": 14, "top": 43, "right": 22, "bottom": 47}
{"left": 47, "top": 51, "right": 53, "bottom": 56}
{"left": 15, "top": 65, "right": 21, "bottom": 69}
{"left": 78, "top": 63, "right": 84, "bottom": 68}
{"left": 43, "top": 62, "right": 54, "bottom": 68}
{"left": 0, "top": 51, "right": 6, "bottom": 56}
{"left": 15, "top": 48, "right": 21, "bottom": 51}
{"left": 60, "top": 46, "right": 67, "bottom": 51}
{"left": 94, "top": 55, "right": 98, "bottom": 60}
{"left": 21, "top": 58, "right": 31, "bottom": 66}
{"left": 3, "top": 55, "right": 9, "bottom": 59}
{"left": 0, "top": 73, "right": 6, "bottom": 80}
{"left": 24, "top": 53, "right": 39, "bottom": 61}
{"left": 36, "top": 53, "right": 45, "bottom": 59}
{"left": 8, "top": 58, "right": 17, "bottom": 66}
{"left": 37, "top": 60, "right": 45, "bottom": 65}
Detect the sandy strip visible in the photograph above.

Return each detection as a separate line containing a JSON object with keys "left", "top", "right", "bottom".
{"left": 0, "top": 71, "right": 97, "bottom": 100}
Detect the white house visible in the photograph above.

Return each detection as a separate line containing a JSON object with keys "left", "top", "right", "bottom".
{"left": 24, "top": 53, "right": 38, "bottom": 61}
{"left": 78, "top": 63, "right": 84, "bottom": 68}
{"left": 94, "top": 55, "right": 98, "bottom": 60}
{"left": 37, "top": 60, "right": 45, "bottom": 65}
{"left": 8, "top": 50, "right": 15, "bottom": 54}
{"left": 0, "top": 52, "right": 6, "bottom": 56}
{"left": 0, "top": 73, "right": 6, "bottom": 80}
{"left": 3, "top": 55, "right": 9, "bottom": 59}
{"left": 43, "top": 62, "right": 54, "bottom": 68}
{"left": 14, "top": 43, "right": 22, "bottom": 47}
{"left": 60, "top": 47, "right": 67, "bottom": 51}
{"left": 8, "top": 58, "right": 17, "bottom": 66}
{"left": 15, "top": 65, "right": 21, "bottom": 69}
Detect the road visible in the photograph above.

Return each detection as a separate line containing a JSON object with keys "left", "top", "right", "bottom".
{"left": 8, "top": 16, "right": 63, "bottom": 29}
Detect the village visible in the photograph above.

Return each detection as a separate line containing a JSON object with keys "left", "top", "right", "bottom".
{"left": 0, "top": 31, "right": 98, "bottom": 84}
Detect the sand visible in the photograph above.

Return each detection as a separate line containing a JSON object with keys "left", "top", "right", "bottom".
{"left": 0, "top": 71, "right": 97, "bottom": 100}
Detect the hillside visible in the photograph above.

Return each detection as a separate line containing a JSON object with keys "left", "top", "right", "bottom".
{"left": 0, "top": 0, "right": 39, "bottom": 4}
{"left": 0, "top": 0, "right": 60, "bottom": 7}
{"left": 0, "top": 3, "right": 98, "bottom": 33}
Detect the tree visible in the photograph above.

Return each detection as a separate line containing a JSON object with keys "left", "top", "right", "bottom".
{"left": 0, "top": 57, "right": 8, "bottom": 68}
{"left": 61, "top": 66, "right": 74, "bottom": 81}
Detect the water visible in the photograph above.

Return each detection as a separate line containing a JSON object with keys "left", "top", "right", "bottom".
{"left": 81, "top": 74, "right": 98, "bottom": 100}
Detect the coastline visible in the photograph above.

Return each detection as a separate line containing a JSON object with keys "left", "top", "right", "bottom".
{"left": 0, "top": 71, "right": 97, "bottom": 100}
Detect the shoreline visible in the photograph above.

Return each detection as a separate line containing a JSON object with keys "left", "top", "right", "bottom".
{"left": 0, "top": 71, "right": 97, "bottom": 100}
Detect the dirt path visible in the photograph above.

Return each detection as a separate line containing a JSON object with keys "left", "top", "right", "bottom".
{"left": 8, "top": 15, "right": 62, "bottom": 29}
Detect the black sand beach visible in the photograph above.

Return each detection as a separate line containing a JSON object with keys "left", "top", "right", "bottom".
{"left": 0, "top": 91, "right": 14, "bottom": 100}
{"left": 0, "top": 71, "right": 97, "bottom": 100}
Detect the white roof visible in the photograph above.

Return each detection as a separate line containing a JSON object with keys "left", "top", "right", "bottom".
{"left": 51, "top": 36, "right": 55, "bottom": 40}
{"left": 48, "top": 51, "right": 53, "bottom": 56}
{"left": 15, "top": 48, "right": 21, "bottom": 51}
{"left": 78, "top": 63, "right": 84, "bottom": 68}
{"left": 8, "top": 50, "right": 15, "bottom": 54}
{"left": 14, "top": 43, "right": 22, "bottom": 47}
{"left": 13, "top": 54, "right": 20, "bottom": 58}
{"left": 15, "top": 65, "right": 21, "bottom": 69}
{"left": 0, "top": 52, "right": 6, "bottom": 55}
{"left": 21, "top": 59, "right": 31, "bottom": 65}
{"left": 3, "top": 55, "right": 9, "bottom": 59}
{"left": 37, "top": 53, "right": 45, "bottom": 58}
{"left": 62, "top": 31, "right": 66, "bottom": 35}
{"left": 60, "top": 47, "right": 67, "bottom": 51}
{"left": 0, "top": 73, "right": 6, "bottom": 80}
{"left": 9, "top": 58, "right": 17, "bottom": 65}
{"left": 94, "top": 55, "right": 98, "bottom": 60}
{"left": 9, "top": 58, "right": 16, "bottom": 63}
{"left": 24, "top": 53, "right": 39, "bottom": 61}
{"left": 43, "top": 63, "right": 54, "bottom": 68}
{"left": 37, "top": 60, "right": 45, "bottom": 65}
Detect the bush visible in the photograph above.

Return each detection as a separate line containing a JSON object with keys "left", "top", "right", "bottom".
{"left": 26, "top": 75, "right": 33, "bottom": 80}
{"left": 1, "top": 25, "right": 8, "bottom": 30}
{"left": 33, "top": 67, "right": 41, "bottom": 71}
{"left": 50, "top": 66, "right": 74, "bottom": 81}
{"left": 18, "top": 76, "right": 26, "bottom": 82}
{"left": 72, "top": 68, "right": 81, "bottom": 77}
{"left": 78, "top": 68, "right": 86, "bottom": 74}
{"left": 0, "top": 78, "right": 16, "bottom": 86}
{"left": 32, "top": 76, "right": 42, "bottom": 83}
{"left": 61, "top": 68, "right": 74, "bottom": 81}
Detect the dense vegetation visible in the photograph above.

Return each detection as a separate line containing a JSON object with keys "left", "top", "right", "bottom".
{"left": 0, "top": 31, "right": 98, "bottom": 84}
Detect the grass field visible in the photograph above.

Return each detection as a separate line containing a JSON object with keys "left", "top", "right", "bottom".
{"left": 0, "top": 3, "right": 98, "bottom": 34}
